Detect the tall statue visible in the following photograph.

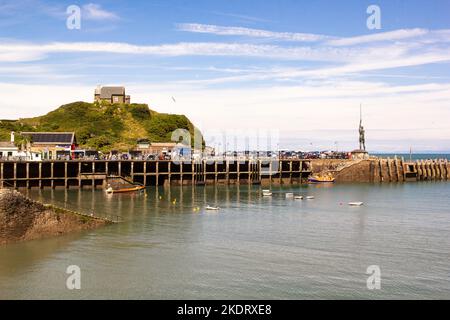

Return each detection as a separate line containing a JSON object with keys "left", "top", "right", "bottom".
{"left": 359, "top": 104, "right": 366, "bottom": 151}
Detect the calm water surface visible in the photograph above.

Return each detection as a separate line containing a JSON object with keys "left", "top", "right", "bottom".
{"left": 1, "top": 183, "right": 450, "bottom": 299}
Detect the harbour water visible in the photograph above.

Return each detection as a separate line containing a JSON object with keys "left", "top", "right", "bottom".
{"left": 1, "top": 183, "right": 450, "bottom": 299}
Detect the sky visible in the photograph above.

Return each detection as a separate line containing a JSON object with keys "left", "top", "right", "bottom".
{"left": 1, "top": 0, "right": 450, "bottom": 152}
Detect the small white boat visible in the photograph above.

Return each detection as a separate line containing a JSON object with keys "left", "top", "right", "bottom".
{"left": 262, "top": 189, "right": 271, "bottom": 193}
{"left": 348, "top": 202, "right": 364, "bottom": 206}
{"left": 205, "top": 205, "right": 220, "bottom": 211}
{"left": 306, "top": 196, "right": 315, "bottom": 200}
{"left": 285, "top": 193, "right": 294, "bottom": 198}
{"left": 294, "top": 196, "right": 303, "bottom": 200}
{"left": 262, "top": 192, "right": 273, "bottom": 197}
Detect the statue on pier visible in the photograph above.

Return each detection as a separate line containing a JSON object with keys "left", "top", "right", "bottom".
{"left": 351, "top": 104, "right": 369, "bottom": 160}
{"left": 359, "top": 105, "right": 366, "bottom": 151}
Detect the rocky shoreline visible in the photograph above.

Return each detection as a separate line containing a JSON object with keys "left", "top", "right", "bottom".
{"left": 0, "top": 188, "right": 111, "bottom": 245}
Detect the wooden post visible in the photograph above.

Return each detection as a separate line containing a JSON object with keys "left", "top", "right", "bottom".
{"left": 180, "top": 160, "right": 183, "bottom": 186}
{"left": 215, "top": 161, "right": 218, "bottom": 184}
{"left": 13, "top": 162, "right": 17, "bottom": 188}
{"left": 258, "top": 159, "right": 261, "bottom": 184}
{"left": 131, "top": 161, "right": 134, "bottom": 183}
{"left": 299, "top": 160, "right": 303, "bottom": 183}
{"left": 202, "top": 160, "right": 205, "bottom": 184}
{"left": 39, "top": 162, "right": 42, "bottom": 189}
{"left": 156, "top": 161, "right": 159, "bottom": 186}
{"left": 237, "top": 160, "right": 240, "bottom": 184}
{"left": 226, "top": 160, "right": 230, "bottom": 185}
{"left": 143, "top": 161, "right": 147, "bottom": 186}
{"left": 430, "top": 161, "right": 436, "bottom": 180}
{"left": 269, "top": 160, "right": 273, "bottom": 185}
{"left": 378, "top": 160, "right": 383, "bottom": 182}
{"left": 446, "top": 160, "right": 450, "bottom": 180}
{"left": 26, "top": 162, "right": 30, "bottom": 189}
{"left": 92, "top": 161, "right": 95, "bottom": 188}
{"left": 0, "top": 162, "right": 3, "bottom": 188}
{"left": 51, "top": 162, "right": 54, "bottom": 189}
{"left": 64, "top": 161, "right": 68, "bottom": 189}
{"left": 289, "top": 160, "right": 293, "bottom": 184}
{"left": 78, "top": 162, "right": 82, "bottom": 188}
{"left": 168, "top": 161, "right": 172, "bottom": 185}
{"left": 191, "top": 160, "right": 195, "bottom": 185}
{"left": 279, "top": 160, "right": 282, "bottom": 185}
{"left": 443, "top": 160, "right": 446, "bottom": 180}
{"left": 386, "top": 158, "right": 392, "bottom": 182}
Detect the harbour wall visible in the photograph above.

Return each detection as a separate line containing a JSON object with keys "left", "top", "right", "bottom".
{"left": 0, "top": 158, "right": 448, "bottom": 189}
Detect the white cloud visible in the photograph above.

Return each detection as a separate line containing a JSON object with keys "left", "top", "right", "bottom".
{"left": 176, "top": 23, "right": 450, "bottom": 48}
{"left": 0, "top": 40, "right": 409, "bottom": 63}
{"left": 82, "top": 3, "right": 119, "bottom": 21}
{"left": 176, "top": 23, "right": 331, "bottom": 42}
{"left": 327, "top": 28, "right": 429, "bottom": 46}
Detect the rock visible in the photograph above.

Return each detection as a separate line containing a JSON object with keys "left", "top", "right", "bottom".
{"left": 0, "top": 189, "right": 110, "bottom": 245}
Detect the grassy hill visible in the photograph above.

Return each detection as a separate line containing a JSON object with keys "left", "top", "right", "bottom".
{"left": 0, "top": 101, "right": 202, "bottom": 152}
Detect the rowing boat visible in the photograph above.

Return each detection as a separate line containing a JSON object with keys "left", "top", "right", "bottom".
{"left": 106, "top": 185, "right": 145, "bottom": 194}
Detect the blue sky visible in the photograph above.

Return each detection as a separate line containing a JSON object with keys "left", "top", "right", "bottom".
{"left": 1, "top": 0, "right": 450, "bottom": 152}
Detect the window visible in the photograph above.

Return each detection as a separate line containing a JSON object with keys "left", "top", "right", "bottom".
{"left": 113, "top": 96, "right": 119, "bottom": 103}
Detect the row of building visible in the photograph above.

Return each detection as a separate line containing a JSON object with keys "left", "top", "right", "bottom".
{"left": 0, "top": 131, "right": 182, "bottom": 161}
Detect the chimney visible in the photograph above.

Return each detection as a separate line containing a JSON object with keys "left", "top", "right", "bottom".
{"left": 10, "top": 131, "right": 15, "bottom": 144}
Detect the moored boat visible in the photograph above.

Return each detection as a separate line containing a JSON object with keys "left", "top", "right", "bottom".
{"left": 308, "top": 172, "right": 335, "bottom": 183}
{"left": 106, "top": 185, "right": 145, "bottom": 194}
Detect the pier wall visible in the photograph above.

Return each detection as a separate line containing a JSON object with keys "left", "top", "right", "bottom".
{"left": 0, "top": 159, "right": 312, "bottom": 189}
{"left": 314, "top": 158, "right": 449, "bottom": 183}
{"left": 334, "top": 160, "right": 374, "bottom": 183}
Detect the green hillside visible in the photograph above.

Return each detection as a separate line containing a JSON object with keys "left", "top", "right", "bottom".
{"left": 0, "top": 101, "right": 202, "bottom": 152}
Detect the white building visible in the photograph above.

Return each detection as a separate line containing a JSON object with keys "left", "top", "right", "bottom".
{"left": 0, "top": 132, "right": 19, "bottom": 159}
